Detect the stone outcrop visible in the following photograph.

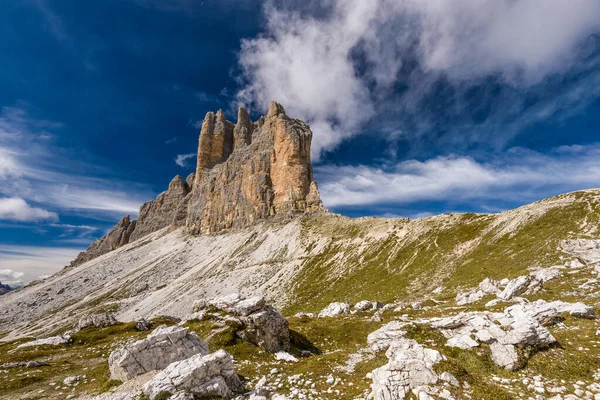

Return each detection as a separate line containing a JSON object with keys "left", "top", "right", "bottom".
{"left": 108, "top": 325, "right": 209, "bottom": 381}
{"left": 192, "top": 293, "right": 290, "bottom": 353}
{"left": 142, "top": 349, "right": 244, "bottom": 399}
{"left": 186, "top": 101, "right": 322, "bottom": 234}
{"left": 78, "top": 313, "right": 119, "bottom": 330}
{"left": 70, "top": 101, "right": 323, "bottom": 266}
{"left": 70, "top": 215, "right": 136, "bottom": 266}
{"left": 370, "top": 337, "right": 443, "bottom": 400}
{"left": 318, "top": 302, "right": 353, "bottom": 317}
{"left": 0, "top": 282, "right": 12, "bottom": 295}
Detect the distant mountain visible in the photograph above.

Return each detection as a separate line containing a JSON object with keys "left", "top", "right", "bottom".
{"left": 0, "top": 281, "right": 12, "bottom": 295}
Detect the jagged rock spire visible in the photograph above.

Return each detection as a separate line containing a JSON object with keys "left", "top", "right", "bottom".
{"left": 234, "top": 107, "right": 253, "bottom": 149}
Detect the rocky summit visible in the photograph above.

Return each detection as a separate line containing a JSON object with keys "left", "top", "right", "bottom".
{"left": 70, "top": 101, "right": 323, "bottom": 267}
{"left": 3, "top": 105, "right": 600, "bottom": 400}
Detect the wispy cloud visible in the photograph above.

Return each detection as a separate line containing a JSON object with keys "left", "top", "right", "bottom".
{"left": 0, "top": 269, "right": 24, "bottom": 287}
{"left": 237, "top": 0, "right": 600, "bottom": 159}
{"left": 0, "top": 246, "right": 82, "bottom": 284}
{"left": 317, "top": 143, "right": 600, "bottom": 210}
{"left": 0, "top": 197, "right": 57, "bottom": 222}
{"left": 175, "top": 153, "right": 196, "bottom": 168}
{"left": 0, "top": 105, "right": 154, "bottom": 220}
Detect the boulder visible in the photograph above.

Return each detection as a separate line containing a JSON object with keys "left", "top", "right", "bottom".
{"left": 498, "top": 275, "right": 532, "bottom": 300}
{"left": 108, "top": 325, "right": 209, "bottom": 381}
{"left": 370, "top": 338, "right": 442, "bottom": 400}
{"left": 478, "top": 278, "right": 501, "bottom": 295}
{"left": 354, "top": 300, "right": 383, "bottom": 312}
{"left": 367, "top": 321, "right": 408, "bottom": 352}
{"left": 135, "top": 318, "right": 151, "bottom": 331}
{"left": 78, "top": 313, "right": 119, "bottom": 330}
{"left": 17, "top": 334, "right": 71, "bottom": 349}
{"left": 318, "top": 302, "right": 353, "bottom": 317}
{"left": 455, "top": 290, "right": 485, "bottom": 305}
{"left": 194, "top": 294, "right": 290, "bottom": 353}
{"left": 142, "top": 349, "right": 243, "bottom": 399}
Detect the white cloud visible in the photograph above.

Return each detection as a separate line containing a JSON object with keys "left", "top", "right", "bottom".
{"left": 175, "top": 153, "right": 196, "bottom": 168}
{"left": 0, "top": 197, "right": 58, "bottom": 222}
{"left": 237, "top": 0, "right": 600, "bottom": 158}
{"left": 316, "top": 143, "right": 600, "bottom": 209}
{"left": 0, "top": 269, "right": 24, "bottom": 287}
{"left": 0, "top": 105, "right": 154, "bottom": 219}
{"left": 0, "top": 246, "right": 81, "bottom": 285}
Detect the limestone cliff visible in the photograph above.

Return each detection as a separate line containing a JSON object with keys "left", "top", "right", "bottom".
{"left": 186, "top": 101, "right": 323, "bottom": 234}
{"left": 70, "top": 101, "right": 323, "bottom": 266}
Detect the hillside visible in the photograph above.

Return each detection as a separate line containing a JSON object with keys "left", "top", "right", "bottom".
{"left": 2, "top": 102, "right": 600, "bottom": 399}
{"left": 1, "top": 190, "right": 600, "bottom": 399}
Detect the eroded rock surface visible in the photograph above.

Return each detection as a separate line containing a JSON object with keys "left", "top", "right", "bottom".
{"left": 193, "top": 293, "right": 290, "bottom": 353}
{"left": 318, "top": 302, "right": 352, "bottom": 317}
{"left": 108, "top": 325, "right": 209, "bottom": 381}
{"left": 142, "top": 349, "right": 243, "bottom": 399}
{"left": 71, "top": 101, "right": 323, "bottom": 267}
{"left": 78, "top": 313, "right": 118, "bottom": 330}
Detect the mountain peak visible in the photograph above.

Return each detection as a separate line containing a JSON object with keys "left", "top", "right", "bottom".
{"left": 70, "top": 102, "right": 323, "bottom": 266}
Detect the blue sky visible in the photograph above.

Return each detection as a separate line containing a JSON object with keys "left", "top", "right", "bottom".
{"left": 1, "top": 0, "right": 600, "bottom": 285}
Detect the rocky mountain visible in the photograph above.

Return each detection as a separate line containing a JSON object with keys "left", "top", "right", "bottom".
{"left": 0, "top": 281, "right": 12, "bottom": 295}
{"left": 70, "top": 101, "right": 322, "bottom": 267}
{"left": 2, "top": 103, "right": 600, "bottom": 400}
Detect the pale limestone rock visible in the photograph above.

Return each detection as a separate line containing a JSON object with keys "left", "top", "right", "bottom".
{"left": 498, "top": 275, "right": 532, "bottom": 300}
{"left": 367, "top": 321, "right": 408, "bottom": 352}
{"left": 78, "top": 313, "right": 118, "bottom": 330}
{"left": 108, "top": 325, "right": 209, "bottom": 381}
{"left": 318, "top": 302, "right": 353, "bottom": 317}
{"left": 142, "top": 349, "right": 243, "bottom": 399}
{"left": 194, "top": 294, "right": 290, "bottom": 353}
{"left": 17, "top": 334, "right": 71, "bottom": 349}
{"left": 70, "top": 215, "right": 136, "bottom": 267}
{"left": 354, "top": 300, "right": 384, "bottom": 311}
{"left": 440, "top": 372, "right": 460, "bottom": 387}
{"left": 455, "top": 290, "right": 485, "bottom": 305}
{"left": 370, "top": 338, "right": 442, "bottom": 400}
{"left": 478, "top": 278, "right": 502, "bottom": 295}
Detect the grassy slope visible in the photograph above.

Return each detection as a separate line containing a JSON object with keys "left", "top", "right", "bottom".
{"left": 286, "top": 190, "right": 600, "bottom": 314}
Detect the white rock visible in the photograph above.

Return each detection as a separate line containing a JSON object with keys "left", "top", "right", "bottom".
{"left": 478, "top": 278, "right": 502, "bottom": 295}
{"left": 274, "top": 351, "right": 298, "bottom": 362}
{"left": 455, "top": 290, "right": 485, "bottom": 305}
{"left": 354, "top": 300, "right": 383, "bottom": 311}
{"left": 499, "top": 275, "right": 532, "bottom": 300}
{"left": 78, "top": 313, "right": 119, "bottom": 330}
{"left": 367, "top": 321, "right": 407, "bottom": 352}
{"left": 17, "top": 334, "right": 71, "bottom": 349}
{"left": 108, "top": 325, "right": 209, "bottom": 381}
{"left": 142, "top": 349, "right": 243, "bottom": 399}
{"left": 195, "top": 294, "right": 290, "bottom": 353}
{"left": 440, "top": 371, "right": 460, "bottom": 387}
{"left": 318, "top": 302, "right": 352, "bottom": 317}
{"left": 370, "top": 338, "right": 441, "bottom": 400}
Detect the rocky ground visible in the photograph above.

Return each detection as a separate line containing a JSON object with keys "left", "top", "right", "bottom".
{"left": 1, "top": 236, "right": 600, "bottom": 399}
{"left": 3, "top": 190, "right": 600, "bottom": 399}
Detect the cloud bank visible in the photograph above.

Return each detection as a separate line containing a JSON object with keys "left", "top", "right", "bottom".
{"left": 237, "top": 0, "right": 600, "bottom": 159}
{"left": 0, "top": 197, "right": 57, "bottom": 222}
{"left": 316, "top": 143, "right": 600, "bottom": 210}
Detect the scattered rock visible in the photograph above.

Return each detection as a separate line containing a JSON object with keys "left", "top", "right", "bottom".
{"left": 108, "top": 325, "right": 209, "bottom": 381}
{"left": 274, "top": 351, "right": 298, "bottom": 362}
{"left": 294, "top": 312, "right": 317, "bottom": 318}
{"left": 440, "top": 371, "right": 459, "bottom": 387}
{"left": 367, "top": 321, "right": 408, "bottom": 352}
{"left": 142, "top": 349, "right": 244, "bottom": 399}
{"left": 455, "top": 290, "right": 485, "bottom": 305}
{"left": 78, "top": 313, "right": 119, "bottom": 330}
{"left": 318, "top": 302, "right": 352, "bottom": 317}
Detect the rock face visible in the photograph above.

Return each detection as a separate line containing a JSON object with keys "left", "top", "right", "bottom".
{"left": 70, "top": 101, "right": 323, "bottom": 266}
{"left": 78, "top": 313, "right": 119, "bottom": 330}
{"left": 108, "top": 325, "right": 209, "bottom": 381}
{"left": 193, "top": 293, "right": 290, "bottom": 353}
{"left": 0, "top": 281, "right": 12, "bottom": 295}
{"left": 186, "top": 101, "right": 322, "bottom": 234}
{"left": 142, "top": 349, "right": 243, "bottom": 399}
